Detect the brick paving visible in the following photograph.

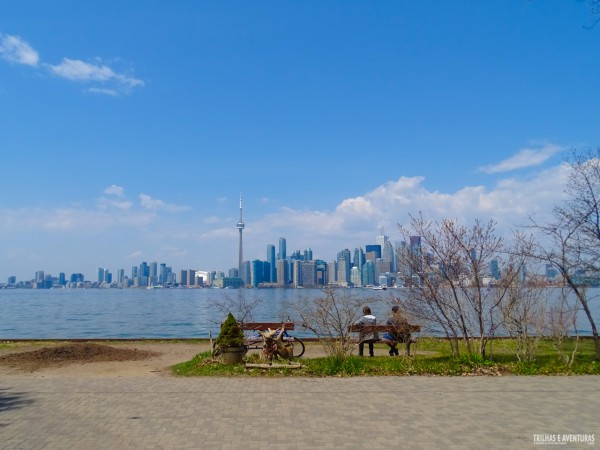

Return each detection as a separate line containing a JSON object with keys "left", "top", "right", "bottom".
{"left": 1, "top": 375, "right": 598, "bottom": 449}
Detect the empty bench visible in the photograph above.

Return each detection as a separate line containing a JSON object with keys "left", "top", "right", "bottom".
{"left": 238, "top": 322, "right": 305, "bottom": 358}
{"left": 348, "top": 323, "right": 421, "bottom": 356}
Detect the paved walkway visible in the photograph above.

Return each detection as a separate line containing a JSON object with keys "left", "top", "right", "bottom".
{"left": 1, "top": 375, "right": 598, "bottom": 449}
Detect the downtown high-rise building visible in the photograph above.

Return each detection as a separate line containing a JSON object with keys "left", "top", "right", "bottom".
{"left": 267, "top": 244, "right": 276, "bottom": 282}
{"left": 278, "top": 237, "right": 287, "bottom": 260}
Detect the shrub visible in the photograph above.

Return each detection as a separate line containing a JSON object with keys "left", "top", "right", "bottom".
{"left": 215, "top": 313, "right": 245, "bottom": 348}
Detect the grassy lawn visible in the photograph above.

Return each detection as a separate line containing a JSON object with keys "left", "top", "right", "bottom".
{"left": 172, "top": 338, "right": 600, "bottom": 377}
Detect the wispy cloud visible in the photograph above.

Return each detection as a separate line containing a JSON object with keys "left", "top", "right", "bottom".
{"left": 0, "top": 34, "right": 39, "bottom": 66}
{"left": 0, "top": 32, "right": 143, "bottom": 95}
{"left": 47, "top": 57, "right": 144, "bottom": 94}
{"left": 104, "top": 185, "right": 125, "bottom": 197}
{"left": 0, "top": 157, "right": 574, "bottom": 277}
{"left": 139, "top": 193, "right": 190, "bottom": 212}
{"left": 98, "top": 184, "right": 132, "bottom": 210}
{"left": 478, "top": 143, "right": 563, "bottom": 174}
{"left": 237, "top": 163, "right": 571, "bottom": 262}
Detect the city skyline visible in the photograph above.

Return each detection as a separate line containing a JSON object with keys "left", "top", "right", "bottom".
{"left": 1, "top": 3, "right": 599, "bottom": 280}
{"left": 3, "top": 227, "right": 403, "bottom": 286}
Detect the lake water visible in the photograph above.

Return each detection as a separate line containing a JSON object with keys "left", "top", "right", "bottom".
{"left": 1, "top": 287, "right": 599, "bottom": 339}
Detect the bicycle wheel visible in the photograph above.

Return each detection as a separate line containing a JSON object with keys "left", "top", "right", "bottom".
{"left": 291, "top": 337, "right": 305, "bottom": 358}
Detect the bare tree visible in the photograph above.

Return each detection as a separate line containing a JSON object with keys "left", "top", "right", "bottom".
{"left": 529, "top": 148, "right": 600, "bottom": 359}
{"left": 500, "top": 249, "right": 547, "bottom": 363}
{"left": 545, "top": 288, "right": 579, "bottom": 366}
{"left": 288, "top": 288, "right": 377, "bottom": 359}
{"left": 398, "top": 213, "right": 523, "bottom": 358}
{"left": 212, "top": 292, "right": 263, "bottom": 324}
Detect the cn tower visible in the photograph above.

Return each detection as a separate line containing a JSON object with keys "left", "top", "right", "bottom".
{"left": 236, "top": 193, "right": 245, "bottom": 281}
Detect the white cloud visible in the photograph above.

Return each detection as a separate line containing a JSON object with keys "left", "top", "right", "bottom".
{"left": 203, "top": 216, "right": 223, "bottom": 224}
{"left": 97, "top": 198, "right": 133, "bottom": 210}
{"left": 104, "top": 185, "right": 125, "bottom": 197}
{"left": 0, "top": 160, "right": 574, "bottom": 278}
{"left": 98, "top": 185, "right": 132, "bottom": 210}
{"left": 47, "top": 58, "right": 144, "bottom": 94}
{"left": 237, "top": 165, "right": 570, "bottom": 263}
{"left": 139, "top": 193, "right": 190, "bottom": 212}
{"left": 0, "top": 32, "right": 144, "bottom": 95}
{"left": 478, "top": 143, "right": 563, "bottom": 174}
{"left": 87, "top": 87, "right": 119, "bottom": 97}
{"left": 48, "top": 58, "right": 115, "bottom": 81}
{"left": 0, "top": 34, "right": 39, "bottom": 66}
{"left": 127, "top": 250, "right": 144, "bottom": 260}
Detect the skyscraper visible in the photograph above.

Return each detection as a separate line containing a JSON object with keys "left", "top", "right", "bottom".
{"left": 237, "top": 193, "right": 245, "bottom": 279}
{"left": 267, "top": 244, "right": 276, "bottom": 282}
{"left": 278, "top": 237, "right": 287, "bottom": 260}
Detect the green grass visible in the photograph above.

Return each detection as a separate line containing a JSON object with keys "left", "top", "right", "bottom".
{"left": 171, "top": 338, "right": 600, "bottom": 377}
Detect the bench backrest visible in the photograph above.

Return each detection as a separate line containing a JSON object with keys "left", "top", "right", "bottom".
{"left": 348, "top": 324, "right": 421, "bottom": 333}
{"left": 240, "top": 322, "right": 295, "bottom": 331}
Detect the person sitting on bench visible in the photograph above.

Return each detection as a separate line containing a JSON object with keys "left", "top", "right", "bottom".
{"left": 383, "top": 305, "right": 410, "bottom": 356}
{"left": 355, "top": 306, "right": 378, "bottom": 357}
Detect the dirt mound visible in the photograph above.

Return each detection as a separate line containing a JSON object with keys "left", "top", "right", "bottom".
{"left": 0, "top": 343, "right": 160, "bottom": 372}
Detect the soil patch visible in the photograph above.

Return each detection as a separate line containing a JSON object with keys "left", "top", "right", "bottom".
{"left": 0, "top": 343, "right": 160, "bottom": 372}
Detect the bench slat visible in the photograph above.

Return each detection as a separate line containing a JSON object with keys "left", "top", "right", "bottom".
{"left": 348, "top": 324, "right": 420, "bottom": 333}
{"left": 241, "top": 322, "right": 295, "bottom": 331}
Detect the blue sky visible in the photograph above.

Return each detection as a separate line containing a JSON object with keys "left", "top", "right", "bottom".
{"left": 1, "top": 1, "right": 599, "bottom": 281}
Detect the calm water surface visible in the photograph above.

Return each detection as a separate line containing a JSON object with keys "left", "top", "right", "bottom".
{"left": 1, "top": 287, "right": 598, "bottom": 338}
{"left": 0, "top": 288, "right": 391, "bottom": 339}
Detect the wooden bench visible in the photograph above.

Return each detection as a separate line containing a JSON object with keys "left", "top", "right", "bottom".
{"left": 240, "top": 322, "right": 295, "bottom": 332}
{"left": 348, "top": 323, "right": 421, "bottom": 356}
{"left": 238, "top": 322, "right": 304, "bottom": 357}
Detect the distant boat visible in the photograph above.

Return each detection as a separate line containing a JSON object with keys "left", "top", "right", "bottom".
{"left": 371, "top": 286, "right": 387, "bottom": 290}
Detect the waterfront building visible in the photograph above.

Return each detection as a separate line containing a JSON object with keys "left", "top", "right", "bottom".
{"left": 278, "top": 237, "right": 287, "bottom": 260}
{"left": 292, "top": 260, "right": 302, "bottom": 287}
{"left": 70, "top": 273, "right": 84, "bottom": 283}
{"left": 149, "top": 261, "right": 158, "bottom": 285}
{"left": 304, "top": 248, "right": 313, "bottom": 262}
{"left": 337, "top": 251, "right": 351, "bottom": 286}
{"left": 251, "top": 260, "right": 266, "bottom": 288}
{"left": 351, "top": 266, "right": 362, "bottom": 287}
{"left": 545, "top": 264, "right": 558, "bottom": 282}
{"left": 490, "top": 259, "right": 501, "bottom": 280}
{"left": 241, "top": 260, "right": 251, "bottom": 286}
{"left": 353, "top": 247, "right": 365, "bottom": 272}
{"left": 290, "top": 250, "right": 303, "bottom": 261}
{"left": 212, "top": 276, "right": 243, "bottom": 288}
{"left": 365, "top": 244, "right": 381, "bottom": 260}
{"left": 376, "top": 233, "right": 395, "bottom": 272}
{"left": 187, "top": 269, "right": 196, "bottom": 287}
{"left": 328, "top": 260, "right": 338, "bottom": 284}
{"left": 315, "top": 260, "right": 328, "bottom": 286}
{"left": 362, "top": 260, "right": 375, "bottom": 286}
{"left": 267, "top": 244, "right": 276, "bottom": 282}
{"left": 139, "top": 262, "right": 149, "bottom": 287}
{"left": 276, "top": 259, "right": 289, "bottom": 286}
{"left": 300, "top": 260, "right": 317, "bottom": 288}
{"left": 376, "top": 259, "right": 391, "bottom": 284}
{"left": 158, "top": 263, "right": 166, "bottom": 285}
{"left": 410, "top": 236, "right": 422, "bottom": 257}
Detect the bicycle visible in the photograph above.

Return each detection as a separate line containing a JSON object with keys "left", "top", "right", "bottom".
{"left": 242, "top": 322, "right": 305, "bottom": 358}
